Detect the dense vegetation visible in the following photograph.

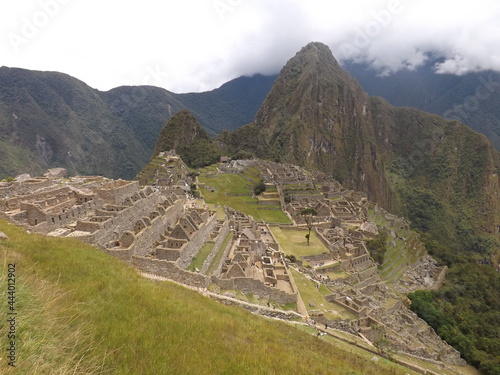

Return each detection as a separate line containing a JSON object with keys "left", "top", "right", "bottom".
{"left": 344, "top": 60, "right": 500, "bottom": 150}
{"left": 176, "top": 74, "right": 276, "bottom": 135}
{"left": 394, "top": 148, "right": 500, "bottom": 374}
{"left": 402, "top": 182, "right": 500, "bottom": 374}
{"left": 409, "top": 262, "right": 500, "bottom": 374}
{"left": 0, "top": 67, "right": 148, "bottom": 179}
{"left": 366, "top": 232, "right": 388, "bottom": 266}
{"left": 152, "top": 110, "right": 223, "bottom": 168}
{"left": 0, "top": 68, "right": 275, "bottom": 179}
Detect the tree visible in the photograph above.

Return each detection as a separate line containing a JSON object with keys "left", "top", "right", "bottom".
{"left": 253, "top": 179, "right": 266, "bottom": 195}
{"left": 300, "top": 208, "right": 317, "bottom": 246}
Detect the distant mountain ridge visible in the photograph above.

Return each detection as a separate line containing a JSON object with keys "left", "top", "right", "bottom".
{"left": 0, "top": 67, "right": 147, "bottom": 179}
{"left": 2, "top": 58, "right": 500, "bottom": 180}
{"left": 343, "top": 59, "right": 500, "bottom": 149}
{"left": 0, "top": 67, "right": 275, "bottom": 179}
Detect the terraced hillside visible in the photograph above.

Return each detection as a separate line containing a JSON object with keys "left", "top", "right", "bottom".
{"left": 197, "top": 162, "right": 291, "bottom": 224}
{"left": 1, "top": 219, "right": 448, "bottom": 375}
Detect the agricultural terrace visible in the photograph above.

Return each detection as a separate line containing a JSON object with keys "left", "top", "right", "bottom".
{"left": 198, "top": 165, "right": 291, "bottom": 224}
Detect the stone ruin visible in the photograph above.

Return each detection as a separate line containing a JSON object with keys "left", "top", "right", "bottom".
{"left": 215, "top": 208, "right": 298, "bottom": 305}
{"left": 0, "top": 160, "right": 465, "bottom": 367}
{"left": 245, "top": 160, "right": 464, "bottom": 366}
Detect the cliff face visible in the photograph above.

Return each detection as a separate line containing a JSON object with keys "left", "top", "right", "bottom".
{"left": 249, "top": 42, "right": 500, "bottom": 245}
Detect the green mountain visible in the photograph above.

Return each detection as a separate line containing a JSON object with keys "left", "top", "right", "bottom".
{"left": 224, "top": 42, "right": 500, "bottom": 372}
{"left": 176, "top": 74, "right": 277, "bottom": 135}
{"left": 150, "top": 110, "right": 222, "bottom": 168}
{"left": 0, "top": 67, "right": 274, "bottom": 180}
{"left": 235, "top": 42, "right": 500, "bottom": 248}
{"left": 0, "top": 67, "right": 148, "bottom": 179}
{"left": 99, "top": 85, "right": 187, "bottom": 158}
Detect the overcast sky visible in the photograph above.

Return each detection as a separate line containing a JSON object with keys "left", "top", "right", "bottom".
{"left": 1, "top": 0, "right": 500, "bottom": 93}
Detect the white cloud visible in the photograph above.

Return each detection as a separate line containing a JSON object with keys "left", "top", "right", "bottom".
{"left": 1, "top": 0, "right": 500, "bottom": 92}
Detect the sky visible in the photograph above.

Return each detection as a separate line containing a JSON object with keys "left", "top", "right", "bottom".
{"left": 1, "top": 0, "right": 500, "bottom": 93}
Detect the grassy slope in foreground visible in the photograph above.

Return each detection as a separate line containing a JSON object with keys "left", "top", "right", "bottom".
{"left": 0, "top": 220, "right": 417, "bottom": 375}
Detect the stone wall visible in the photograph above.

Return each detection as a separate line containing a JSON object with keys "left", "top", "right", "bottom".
{"left": 302, "top": 253, "right": 333, "bottom": 263}
{"left": 156, "top": 248, "right": 181, "bottom": 261}
{"left": 6, "top": 185, "right": 73, "bottom": 210}
{"left": 96, "top": 180, "right": 140, "bottom": 205}
{"left": 32, "top": 199, "right": 100, "bottom": 233}
{"left": 176, "top": 214, "right": 218, "bottom": 270}
{"left": 104, "top": 248, "right": 134, "bottom": 262}
{"left": 130, "top": 213, "right": 171, "bottom": 257}
{"left": 315, "top": 229, "right": 335, "bottom": 250}
{"left": 201, "top": 220, "right": 230, "bottom": 274}
{"left": 92, "top": 193, "right": 183, "bottom": 245}
{"left": 208, "top": 293, "right": 302, "bottom": 320}
{"left": 213, "top": 277, "right": 297, "bottom": 305}
{"left": 353, "top": 275, "right": 379, "bottom": 290}
{"left": 0, "top": 179, "right": 52, "bottom": 199}
{"left": 213, "top": 232, "right": 235, "bottom": 278}
{"left": 132, "top": 256, "right": 209, "bottom": 288}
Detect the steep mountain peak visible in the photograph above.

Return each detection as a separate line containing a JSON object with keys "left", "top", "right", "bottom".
{"left": 277, "top": 41, "right": 353, "bottom": 87}
{"left": 252, "top": 42, "right": 374, "bottom": 190}
{"left": 290, "top": 41, "right": 340, "bottom": 69}
{"left": 254, "top": 42, "right": 367, "bottom": 132}
{"left": 240, "top": 42, "right": 500, "bottom": 242}
{"left": 152, "top": 110, "right": 209, "bottom": 155}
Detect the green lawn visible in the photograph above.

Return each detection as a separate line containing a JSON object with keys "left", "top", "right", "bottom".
{"left": 187, "top": 241, "right": 215, "bottom": 272}
{"left": 199, "top": 172, "right": 291, "bottom": 224}
{"left": 270, "top": 227, "right": 329, "bottom": 265}
{"left": 290, "top": 268, "right": 356, "bottom": 320}
{"left": 242, "top": 166, "right": 261, "bottom": 184}
{"left": 206, "top": 232, "right": 233, "bottom": 275}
